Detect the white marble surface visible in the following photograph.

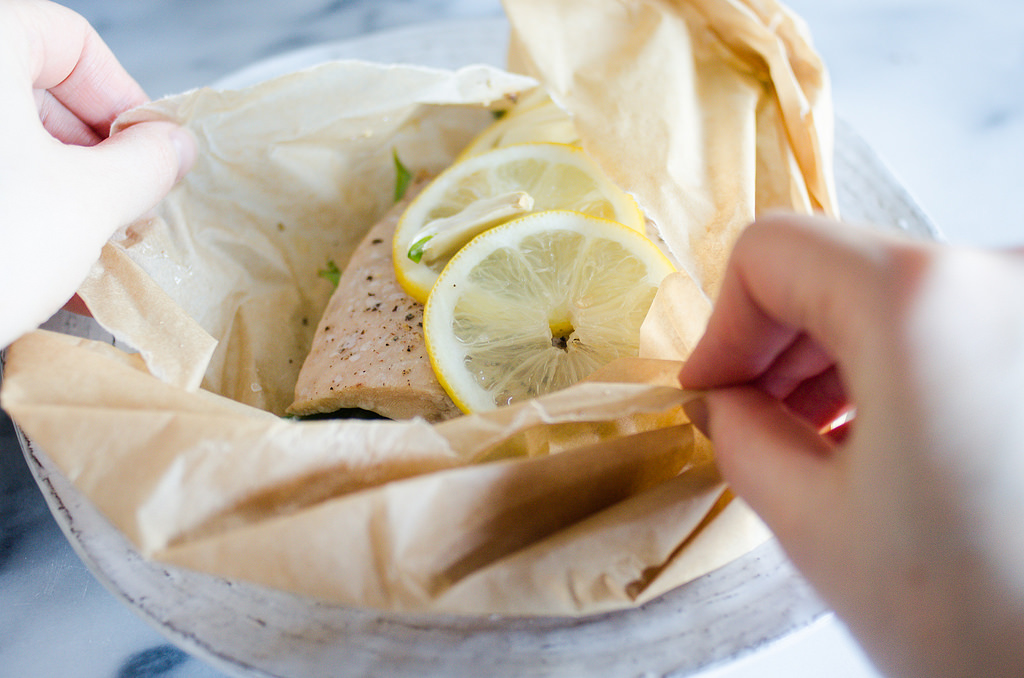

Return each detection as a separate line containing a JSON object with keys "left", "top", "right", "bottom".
{"left": 1, "top": 1, "right": 1020, "bottom": 676}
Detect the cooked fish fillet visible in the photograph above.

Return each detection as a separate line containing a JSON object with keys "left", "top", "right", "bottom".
{"left": 289, "top": 185, "right": 461, "bottom": 422}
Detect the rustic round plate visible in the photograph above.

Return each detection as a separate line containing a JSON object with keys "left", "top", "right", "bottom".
{"left": 9, "top": 17, "right": 935, "bottom": 678}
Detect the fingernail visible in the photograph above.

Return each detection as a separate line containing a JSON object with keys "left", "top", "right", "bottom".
{"left": 683, "top": 395, "right": 710, "bottom": 439}
{"left": 170, "top": 127, "right": 197, "bottom": 182}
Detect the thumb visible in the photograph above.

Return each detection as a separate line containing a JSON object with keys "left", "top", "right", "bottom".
{"left": 72, "top": 120, "right": 196, "bottom": 227}
{"left": 692, "top": 386, "right": 839, "bottom": 551}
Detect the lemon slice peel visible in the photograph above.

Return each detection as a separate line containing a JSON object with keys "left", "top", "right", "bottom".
{"left": 393, "top": 142, "right": 644, "bottom": 304}
{"left": 458, "top": 89, "right": 580, "bottom": 161}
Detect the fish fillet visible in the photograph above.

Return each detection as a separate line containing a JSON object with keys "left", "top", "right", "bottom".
{"left": 289, "top": 186, "right": 460, "bottom": 422}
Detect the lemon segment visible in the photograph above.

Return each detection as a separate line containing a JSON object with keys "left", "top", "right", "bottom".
{"left": 423, "top": 211, "right": 675, "bottom": 413}
{"left": 394, "top": 142, "right": 645, "bottom": 303}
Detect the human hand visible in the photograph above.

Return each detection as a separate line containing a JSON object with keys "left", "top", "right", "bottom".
{"left": 679, "top": 213, "right": 1024, "bottom": 677}
{"left": 0, "top": 0, "right": 195, "bottom": 348}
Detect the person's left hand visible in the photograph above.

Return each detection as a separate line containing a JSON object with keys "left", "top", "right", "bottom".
{"left": 0, "top": 0, "right": 195, "bottom": 349}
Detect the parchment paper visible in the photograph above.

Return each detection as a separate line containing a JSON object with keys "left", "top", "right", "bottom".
{"left": 506, "top": 0, "right": 837, "bottom": 297}
{"left": 0, "top": 0, "right": 833, "bottom": 616}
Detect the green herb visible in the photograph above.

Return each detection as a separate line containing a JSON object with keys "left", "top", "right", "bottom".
{"left": 318, "top": 259, "right": 341, "bottom": 288}
{"left": 407, "top": 234, "right": 432, "bottom": 263}
{"left": 393, "top": 148, "right": 411, "bottom": 203}
{"left": 492, "top": 108, "right": 509, "bottom": 120}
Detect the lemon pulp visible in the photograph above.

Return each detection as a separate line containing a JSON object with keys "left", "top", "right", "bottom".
{"left": 424, "top": 211, "right": 674, "bottom": 413}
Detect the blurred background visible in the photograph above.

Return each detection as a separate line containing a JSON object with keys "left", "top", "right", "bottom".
{"left": 59, "top": 0, "right": 1024, "bottom": 248}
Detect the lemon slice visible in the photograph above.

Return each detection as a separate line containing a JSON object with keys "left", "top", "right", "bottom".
{"left": 394, "top": 142, "right": 645, "bottom": 303}
{"left": 458, "top": 92, "right": 580, "bottom": 160}
{"left": 424, "top": 210, "right": 675, "bottom": 413}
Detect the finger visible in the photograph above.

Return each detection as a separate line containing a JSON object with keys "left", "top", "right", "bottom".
{"left": 702, "top": 386, "right": 838, "bottom": 547}
{"left": 35, "top": 89, "right": 103, "bottom": 146}
{"left": 823, "top": 413, "right": 854, "bottom": 445}
{"left": 22, "top": 1, "right": 148, "bottom": 137}
{"left": 680, "top": 213, "right": 897, "bottom": 391}
{"left": 753, "top": 332, "right": 848, "bottom": 428}
{"left": 678, "top": 242, "right": 800, "bottom": 388}
{"left": 61, "top": 120, "right": 196, "bottom": 227}
{"left": 782, "top": 365, "right": 849, "bottom": 430}
{"left": 753, "top": 332, "right": 836, "bottom": 400}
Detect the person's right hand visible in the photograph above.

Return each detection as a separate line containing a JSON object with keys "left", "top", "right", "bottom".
{"left": 679, "top": 213, "right": 1024, "bottom": 678}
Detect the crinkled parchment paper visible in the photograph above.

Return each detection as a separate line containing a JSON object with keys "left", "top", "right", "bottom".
{"left": 507, "top": 0, "right": 837, "bottom": 297}
{"left": 0, "top": 0, "right": 834, "bottom": 616}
